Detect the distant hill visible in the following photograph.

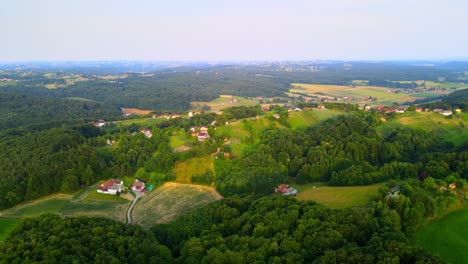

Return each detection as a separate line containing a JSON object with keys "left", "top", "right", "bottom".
{"left": 0, "top": 92, "right": 122, "bottom": 130}
{"left": 423, "top": 88, "right": 468, "bottom": 110}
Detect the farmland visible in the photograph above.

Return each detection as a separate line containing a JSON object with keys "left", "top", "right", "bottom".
{"left": 415, "top": 208, "right": 468, "bottom": 264}
{"left": 290, "top": 82, "right": 466, "bottom": 106}
{"left": 173, "top": 156, "right": 214, "bottom": 184}
{"left": 121, "top": 107, "right": 153, "bottom": 116}
{"left": 294, "top": 183, "right": 384, "bottom": 208}
{"left": 131, "top": 182, "right": 223, "bottom": 228}
{"left": 0, "top": 188, "right": 130, "bottom": 223}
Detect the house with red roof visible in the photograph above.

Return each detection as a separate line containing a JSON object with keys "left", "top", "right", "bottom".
{"left": 132, "top": 180, "right": 146, "bottom": 192}
{"left": 97, "top": 179, "right": 123, "bottom": 195}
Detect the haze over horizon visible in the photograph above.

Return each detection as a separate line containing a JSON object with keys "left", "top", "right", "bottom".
{"left": 2, "top": 0, "right": 467, "bottom": 62}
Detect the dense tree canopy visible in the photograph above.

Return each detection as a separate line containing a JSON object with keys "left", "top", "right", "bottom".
{"left": 0, "top": 92, "right": 122, "bottom": 130}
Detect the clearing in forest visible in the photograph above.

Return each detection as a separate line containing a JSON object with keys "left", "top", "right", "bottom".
{"left": 131, "top": 182, "right": 223, "bottom": 228}
{"left": 294, "top": 183, "right": 384, "bottom": 208}
{"left": 173, "top": 156, "right": 213, "bottom": 184}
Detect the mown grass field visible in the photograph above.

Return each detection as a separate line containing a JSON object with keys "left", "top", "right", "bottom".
{"left": 0, "top": 218, "right": 20, "bottom": 242}
{"left": 294, "top": 183, "right": 384, "bottom": 208}
{"left": 0, "top": 190, "right": 130, "bottom": 223}
{"left": 191, "top": 95, "right": 259, "bottom": 112}
{"left": 131, "top": 182, "right": 223, "bottom": 228}
{"left": 415, "top": 208, "right": 468, "bottom": 264}
{"left": 381, "top": 111, "right": 468, "bottom": 146}
{"left": 288, "top": 111, "right": 320, "bottom": 129}
{"left": 173, "top": 156, "right": 213, "bottom": 184}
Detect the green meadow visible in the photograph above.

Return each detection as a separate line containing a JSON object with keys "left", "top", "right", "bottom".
{"left": 0, "top": 218, "right": 21, "bottom": 242}
{"left": 415, "top": 208, "right": 468, "bottom": 264}
{"left": 294, "top": 183, "right": 384, "bottom": 208}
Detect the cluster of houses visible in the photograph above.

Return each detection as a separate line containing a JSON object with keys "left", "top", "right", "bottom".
{"left": 190, "top": 126, "right": 210, "bottom": 142}
{"left": 97, "top": 179, "right": 147, "bottom": 195}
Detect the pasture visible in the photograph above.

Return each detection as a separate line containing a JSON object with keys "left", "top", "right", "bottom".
{"left": 415, "top": 208, "right": 468, "bottom": 264}
{"left": 294, "top": 183, "right": 384, "bottom": 208}
{"left": 131, "top": 182, "right": 223, "bottom": 228}
{"left": 0, "top": 218, "right": 20, "bottom": 242}
{"left": 173, "top": 156, "right": 213, "bottom": 184}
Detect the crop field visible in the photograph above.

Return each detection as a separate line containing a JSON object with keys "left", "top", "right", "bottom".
{"left": 294, "top": 183, "right": 384, "bottom": 208}
{"left": 191, "top": 95, "right": 260, "bottom": 112}
{"left": 382, "top": 111, "right": 468, "bottom": 146}
{"left": 0, "top": 189, "right": 130, "bottom": 223}
{"left": 131, "top": 182, "right": 223, "bottom": 228}
{"left": 173, "top": 156, "right": 213, "bottom": 184}
{"left": 415, "top": 208, "right": 468, "bottom": 264}
{"left": 0, "top": 218, "right": 20, "bottom": 242}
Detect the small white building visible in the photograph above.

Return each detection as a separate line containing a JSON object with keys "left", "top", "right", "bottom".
{"left": 440, "top": 110, "right": 453, "bottom": 116}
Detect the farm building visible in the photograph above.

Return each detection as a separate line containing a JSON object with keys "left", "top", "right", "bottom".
{"left": 97, "top": 179, "right": 123, "bottom": 195}
{"left": 395, "top": 107, "right": 406, "bottom": 113}
{"left": 275, "top": 184, "right": 298, "bottom": 196}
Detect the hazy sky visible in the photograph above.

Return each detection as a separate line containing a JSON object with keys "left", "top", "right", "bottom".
{"left": 1, "top": 0, "right": 467, "bottom": 61}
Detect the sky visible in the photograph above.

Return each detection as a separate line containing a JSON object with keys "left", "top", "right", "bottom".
{"left": 1, "top": 0, "right": 467, "bottom": 61}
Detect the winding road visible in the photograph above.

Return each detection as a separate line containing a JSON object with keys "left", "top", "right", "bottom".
{"left": 126, "top": 191, "right": 143, "bottom": 224}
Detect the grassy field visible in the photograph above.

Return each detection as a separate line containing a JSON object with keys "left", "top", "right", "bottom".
{"left": 288, "top": 111, "right": 320, "bottom": 129}
{"left": 0, "top": 188, "right": 130, "bottom": 223}
{"left": 291, "top": 83, "right": 408, "bottom": 104}
{"left": 191, "top": 95, "right": 260, "bottom": 112}
{"left": 0, "top": 218, "right": 21, "bottom": 242}
{"left": 294, "top": 183, "right": 384, "bottom": 208}
{"left": 117, "top": 117, "right": 165, "bottom": 127}
{"left": 382, "top": 111, "right": 468, "bottom": 146}
{"left": 173, "top": 156, "right": 213, "bottom": 184}
{"left": 131, "top": 182, "right": 223, "bottom": 228}
{"left": 290, "top": 82, "right": 465, "bottom": 105}
{"left": 415, "top": 208, "right": 468, "bottom": 264}
{"left": 170, "top": 133, "right": 189, "bottom": 149}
